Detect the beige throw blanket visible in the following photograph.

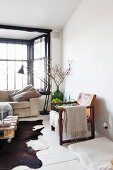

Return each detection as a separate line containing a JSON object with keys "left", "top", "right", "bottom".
{"left": 64, "top": 105, "right": 88, "bottom": 138}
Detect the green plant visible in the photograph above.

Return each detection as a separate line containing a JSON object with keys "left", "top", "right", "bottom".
{"left": 52, "top": 98, "right": 62, "bottom": 103}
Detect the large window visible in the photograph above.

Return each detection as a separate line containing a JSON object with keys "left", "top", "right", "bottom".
{"left": 0, "top": 34, "right": 50, "bottom": 93}
{"left": 0, "top": 40, "right": 27, "bottom": 89}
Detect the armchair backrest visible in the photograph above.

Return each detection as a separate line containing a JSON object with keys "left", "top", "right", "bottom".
{"left": 77, "top": 93, "right": 96, "bottom": 106}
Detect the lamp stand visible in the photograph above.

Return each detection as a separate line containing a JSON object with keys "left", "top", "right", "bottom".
{"left": 40, "top": 94, "right": 50, "bottom": 115}
{"left": 18, "top": 65, "right": 50, "bottom": 115}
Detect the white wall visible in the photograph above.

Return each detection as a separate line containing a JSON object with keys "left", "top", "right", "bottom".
{"left": 62, "top": 0, "right": 113, "bottom": 139}
{"left": 51, "top": 30, "right": 62, "bottom": 92}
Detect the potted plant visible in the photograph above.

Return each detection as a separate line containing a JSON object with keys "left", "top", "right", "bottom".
{"left": 47, "top": 60, "right": 72, "bottom": 101}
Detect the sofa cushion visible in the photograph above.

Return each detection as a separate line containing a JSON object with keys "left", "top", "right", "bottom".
{"left": 12, "top": 91, "right": 41, "bottom": 102}
{"left": 10, "top": 84, "right": 41, "bottom": 102}
{"left": 10, "top": 84, "right": 33, "bottom": 99}
{"left": 9, "top": 101, "right": 30, "bottom": 109}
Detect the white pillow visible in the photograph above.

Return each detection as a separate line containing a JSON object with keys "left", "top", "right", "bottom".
{"left": 68, "top": 137, "right": 113, "bottom": 170}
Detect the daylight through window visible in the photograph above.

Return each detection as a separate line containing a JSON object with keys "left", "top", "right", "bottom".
{"left": 0, "top": 35, "right": 50, "bottom": 93}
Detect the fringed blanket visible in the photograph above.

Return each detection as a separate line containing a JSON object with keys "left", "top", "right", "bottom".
{"left": 64, "top": 105, "right": 88, "bottom": 138}
{"left": 49, "top": 105, "right": 88, "bottom": 138}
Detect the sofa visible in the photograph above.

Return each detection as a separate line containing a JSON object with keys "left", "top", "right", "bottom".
{"left": 0, "top": 87, "right": 41, "bottom": 118}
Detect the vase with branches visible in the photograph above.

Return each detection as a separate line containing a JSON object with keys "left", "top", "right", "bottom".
{"left": 47, "top": 60, "right": 72, "bottom": 102}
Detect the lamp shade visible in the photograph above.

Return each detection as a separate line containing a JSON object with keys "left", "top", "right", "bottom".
{"left": 18, "top": 65, "right": 24, "bottom": 74}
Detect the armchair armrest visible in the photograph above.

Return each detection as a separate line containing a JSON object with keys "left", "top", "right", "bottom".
{"left": 51, "top": 101, "right": 78, "bottom": 110}
{"left": 51, "top": 101, "right": 77, "bottom": 105}
{"left": 86, "top": 105, "right": 94, "bottom": 109}
{"left": 51, "top": 103, "right": 95, "bottom": 122}
{"left": 30, "top": 98, "right": 40, "bottom": 116}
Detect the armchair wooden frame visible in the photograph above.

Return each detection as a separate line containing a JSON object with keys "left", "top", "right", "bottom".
{"left": 51, "top": 93, "right": 96, "bottom": 145}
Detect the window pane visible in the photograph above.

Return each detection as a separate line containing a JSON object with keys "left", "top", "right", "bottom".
{"left": 0, "top": 61, "right": 7, "bottom": 89}
{"left": 41, "top": 39, "right": 45, "bottom": 58}
{"left": 15, "top": 43, "right": 27, "bottom": 60}
{"left": 34, "top": 37, "right": 45, "bottom": 59}
{"left": 34, "top": 60, "right": 45, "bottom": 89}
{"left": 22, "top": 44, "right": 27, "bottom": 60}
{"left": 34, "top": 43, "right": 40, "bottom": 59}
{"left": 8, "top": 61, "right": 14, "bottom": 89}
{"left": 34, "top": 37, "right": 47, "bottom": 90}
{"left": 0, "top": 41, "right": 27, "bottom": 90}
{"left": 7, "top": 43, "right": 15, "bottom": 60}
{"left": 0, "top": 43, "right": 7, "bottom": 59}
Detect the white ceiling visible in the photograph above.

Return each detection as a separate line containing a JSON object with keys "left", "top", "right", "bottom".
{"left": 0, "top": 29, "right": 44, "bottom": 40}
{"left": 0, "top": 0, "right": 81, "bottom": 39}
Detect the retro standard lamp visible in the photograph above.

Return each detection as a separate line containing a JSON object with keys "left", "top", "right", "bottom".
{"left": 17, "top": 64, "right": 50, "bottom": 115}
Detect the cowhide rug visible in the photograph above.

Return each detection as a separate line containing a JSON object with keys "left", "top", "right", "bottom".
{"left": 0, "top": 120, "right": 44, "bottom": 170}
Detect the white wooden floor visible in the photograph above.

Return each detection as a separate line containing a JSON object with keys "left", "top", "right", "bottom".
{"left": 13, "top": 115, "right": 83, "bottom": 170}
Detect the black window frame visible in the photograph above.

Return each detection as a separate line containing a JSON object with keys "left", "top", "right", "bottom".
{"left": 0, "top": 25, "right": 52, "bottom": 95}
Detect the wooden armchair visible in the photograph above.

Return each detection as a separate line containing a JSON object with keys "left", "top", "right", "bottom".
{"left": 50, "top": 93, "right": 96, "bottom": 145}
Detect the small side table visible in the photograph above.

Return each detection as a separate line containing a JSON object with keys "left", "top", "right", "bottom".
{"left": 0, "top": 116, "right": 18, "bottom": 143}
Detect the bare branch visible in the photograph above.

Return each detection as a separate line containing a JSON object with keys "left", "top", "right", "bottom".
{"left": 46, "top": 60, "right": 72, "bottom": 87}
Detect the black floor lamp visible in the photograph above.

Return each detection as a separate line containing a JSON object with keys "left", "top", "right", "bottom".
{"left": 17, "top": 64, "right": 50, "bottom": 115}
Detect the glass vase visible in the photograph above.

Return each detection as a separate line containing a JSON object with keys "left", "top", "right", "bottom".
{"left": 51, "top": 86, "right": 63, "bottom": 102}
